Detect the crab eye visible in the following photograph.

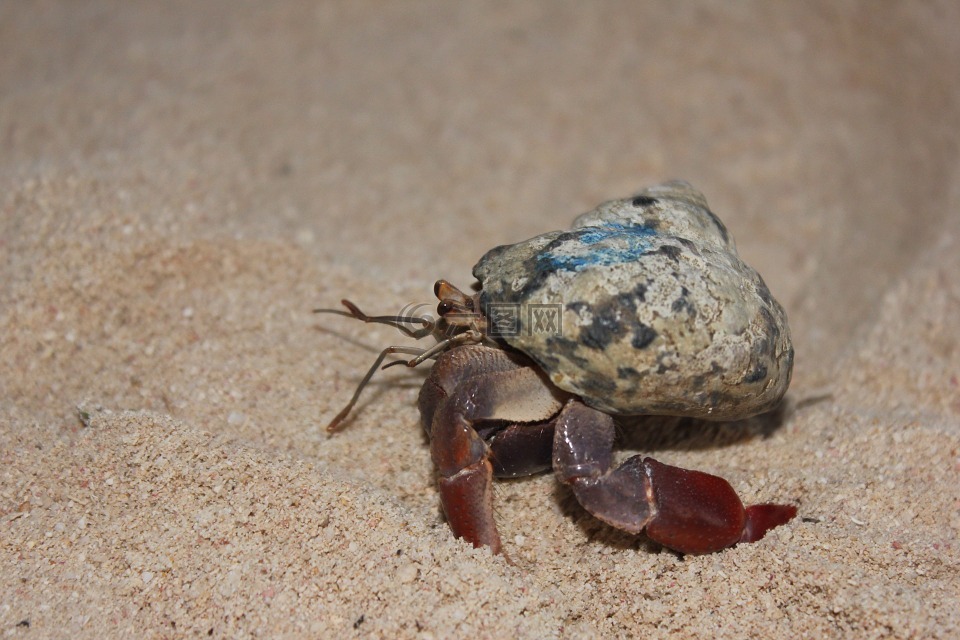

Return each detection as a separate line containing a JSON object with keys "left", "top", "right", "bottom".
{"left": 438, "top": 300, "right": 454, "bottom": 316}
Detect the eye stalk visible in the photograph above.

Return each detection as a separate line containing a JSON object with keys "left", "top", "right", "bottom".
{"left": 434, "top": 279, "right": 471, "bottom": 307}
{"left": 435, "top": 281, "right": 485, "bottom": 334}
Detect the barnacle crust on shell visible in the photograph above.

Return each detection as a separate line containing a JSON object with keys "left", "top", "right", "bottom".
{"left": 473, "top": 181, "right": 793, "bottom": 419}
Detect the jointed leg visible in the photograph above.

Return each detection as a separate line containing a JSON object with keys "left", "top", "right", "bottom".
{"left": 423, "top": 345, "right": 567, "bottom": 553}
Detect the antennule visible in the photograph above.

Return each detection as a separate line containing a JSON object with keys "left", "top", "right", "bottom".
{"left": 314, "top": 299, "right": 435, "bottom": 339}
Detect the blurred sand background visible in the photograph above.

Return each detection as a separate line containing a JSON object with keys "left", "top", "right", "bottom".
{"left": 1, "top": 2, "right": 959, "bottom": 638}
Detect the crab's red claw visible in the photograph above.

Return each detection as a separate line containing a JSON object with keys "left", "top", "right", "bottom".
{"left": 554, "top": 401, "right": 796, "bottom": 555}
{"left": 740, "top": 503, "right": 798, "bottom": 544}
{"left": 642, "top": 458, "right": 746, "bottom": 554}
{"left": 643, "top": 458, "right": 795, "bottom": 554}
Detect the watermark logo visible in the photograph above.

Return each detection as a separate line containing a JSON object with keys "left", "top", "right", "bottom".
{"left": 396, "top": 303, "right": 437, "bottom": 337}
{"left": 486, "top": 302, "right": 562, "bottom": 338}
{"left": 529, "top": 304, "right": 561, "bottom": 335}
{"left": 386, "top": 302, "right": 563, "bottom": 339}
{"left": 486, "top": 303, "right": 521, "bottom": 336}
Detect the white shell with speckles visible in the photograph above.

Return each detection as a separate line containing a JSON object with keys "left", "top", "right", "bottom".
{"left": 473, "top": 181, "right": 793, "bottom": 419}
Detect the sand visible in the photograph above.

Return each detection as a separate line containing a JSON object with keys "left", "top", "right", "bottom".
{"left": 2, "top": 2, "right": 958, "bottom": 638}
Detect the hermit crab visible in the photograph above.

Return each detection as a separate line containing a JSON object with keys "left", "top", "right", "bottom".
{"left": 318, "top": 181, "right": 796, "bottom": 555}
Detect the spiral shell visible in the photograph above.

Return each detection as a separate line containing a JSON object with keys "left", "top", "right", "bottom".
{"left": 473, "top": 181, "right": 793, "bottom": 419}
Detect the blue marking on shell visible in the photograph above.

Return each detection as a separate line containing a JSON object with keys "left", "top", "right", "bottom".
{"left": 540, "top": 223, "right": 658, "bottom": 272}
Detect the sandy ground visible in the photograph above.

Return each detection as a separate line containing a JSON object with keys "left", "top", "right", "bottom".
{"left": 2, "top": 2, "right": 959, "bottom": 638}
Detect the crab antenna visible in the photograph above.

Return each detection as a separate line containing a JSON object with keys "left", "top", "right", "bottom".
{"left": 325, "top": 345, "right": 427, "bottom": 433}
{"left": 313, "top": 299, "right": 435, "bottom": 339}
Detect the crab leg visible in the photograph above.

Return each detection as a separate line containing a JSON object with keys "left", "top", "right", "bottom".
{"left": 422, "top": 345, "right": 566, "bottom": 553}
{"left": 553, "top": 400, "right": 796, "bottom": 554}
{"left": 485, "top": 421, "right": 556, "bottom": 478}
